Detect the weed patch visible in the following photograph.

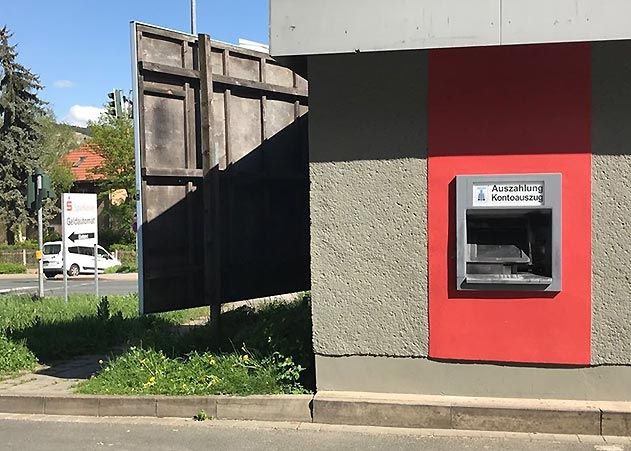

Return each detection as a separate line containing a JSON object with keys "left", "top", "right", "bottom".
{"left": 78, "top": 294, "right": 315, "bottom": 395}
{"left": 77, "top": 347, "right": 306, "bottom": 395}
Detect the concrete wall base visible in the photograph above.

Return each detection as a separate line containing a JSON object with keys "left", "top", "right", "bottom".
{"left": 316, "top": 355, "right": 631, "bottom": 401}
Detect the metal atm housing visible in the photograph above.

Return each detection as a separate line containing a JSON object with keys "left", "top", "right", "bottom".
{"left": 456, "top": 174, "right": 562, "bottom": 291}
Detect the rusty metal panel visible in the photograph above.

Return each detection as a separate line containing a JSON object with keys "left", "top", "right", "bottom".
{"left": 132, "top": 22, "right": 310, "bottom": 314}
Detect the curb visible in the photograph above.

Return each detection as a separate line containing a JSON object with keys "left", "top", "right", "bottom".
{"left": 313, "top": 392, "right": 631, "bottom": 437}
{"left": 0, "top": 391, "right": 629, "bottom": 436}
{"left": 0, "top": 394, "right": 313, "bottom": 423}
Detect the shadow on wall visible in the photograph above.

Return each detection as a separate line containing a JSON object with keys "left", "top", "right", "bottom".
{"left": 592, "top": 40, "right": 631, "bottom": 156}
{"left": 308, "top": 50, "right": 429, "bottom": 163}
{"left": 140, "top": 114, "right": 311, "bottom": 314}
{"left": 307, "top": 42, "right": 631, "bottom": 163}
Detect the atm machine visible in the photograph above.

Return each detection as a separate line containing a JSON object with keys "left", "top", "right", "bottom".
{"left": 456, "top": 174, "right": 562, "bottom": 291}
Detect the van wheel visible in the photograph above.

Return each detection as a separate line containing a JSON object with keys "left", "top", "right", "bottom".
{"left": 68, "top": 264, "right": 80, "bottom": 277}
{"left": 44, "top": 272, "right": 56, "bottom": 279}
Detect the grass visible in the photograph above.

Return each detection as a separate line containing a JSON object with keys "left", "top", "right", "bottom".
{"left": 0, "top": 262, "right": 27, "bottom": 274}
{"left": 0, "top": 291, "right": 315, "bottom": 395}
{"left": 77, "top": 348, "right": 305, "bottom": 396}
{"left": 78, "top": 294, "right": 314, "bottom": 395}
{"left": 0, "top": 294, "right": 206, "bottom": 375}
{"left": 0, "top": 333, "right": 37, "bottom": 377}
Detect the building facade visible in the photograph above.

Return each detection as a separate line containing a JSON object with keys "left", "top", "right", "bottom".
{"left": 271, "top": 0, "right": 631, "bottom": 400}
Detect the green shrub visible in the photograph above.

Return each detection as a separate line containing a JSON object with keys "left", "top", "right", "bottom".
{"left": 115, "top": 263, "right": 137, "bottom": 273}
{"left": 0, "top": 263, "right": 27, "bottom": 274}
{"left": 104, "top": 263, "right": 138, "bottom": 274}
{"left": 0, "top": 240, "right": 38, "bottom": 251}
{"left": 110, "top": 243, "right": 136, "bottom": 252}
{"left": 0, "top": 333, "right": 37, "bottom": 377}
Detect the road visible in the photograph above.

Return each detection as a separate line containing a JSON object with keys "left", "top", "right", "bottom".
{"left": 0, "top": 414, "right": 627, "bottom": 451}
{"left": 0, "top": 274, "right": 138, "bottom": 296}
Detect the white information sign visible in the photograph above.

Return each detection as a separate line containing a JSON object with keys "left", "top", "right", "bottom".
{"left": 61, "top": 193, "right": 99, "bottom": 303}
{"left": 62, "top": 193, "right": 98, "bottom": 248}
{"left": 472, "top": 182, "right": 544, "bottom": 207}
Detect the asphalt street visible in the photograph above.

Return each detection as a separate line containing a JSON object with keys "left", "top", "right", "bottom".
{"left": 0, "top": 415, "right": 627, "bottom": 451}
{"left": 0, "top": 274, "right": 138, "bottom": 296}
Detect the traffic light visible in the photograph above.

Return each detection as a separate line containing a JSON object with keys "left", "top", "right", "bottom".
{"left": 26, "top": 174, "right": 36, "bottom": 210}
{"left": 25, "top": 170, "right": 55, "bottom": 211}
{"left": 107, "top": 89, "right": 123, "bottom": 117}
{"left": 40, "top": 174, "right": 53, "bottom": 199}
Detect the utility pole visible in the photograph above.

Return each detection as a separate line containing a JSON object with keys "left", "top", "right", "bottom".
{"left": 36, "top": 169, "right": 44, "bottom": 299}
{"left": 191, "top": 0, "right": 197, "bottom": 35}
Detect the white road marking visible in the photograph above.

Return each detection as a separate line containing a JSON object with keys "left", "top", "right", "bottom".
{"left": 0, "top": 286, "right": 37, "bottom": 294}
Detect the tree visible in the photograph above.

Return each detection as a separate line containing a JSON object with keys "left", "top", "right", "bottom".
{"left": 88, "top": 114, "right": 135, "bottom": 245}
{"left": 37, "top": 111, "right": 77, "bottom": 193}
{"left": 0, "top": 26, "right": 46, "bottom": 243}
{"left": 37, "top": 110, "right": 79, "bottom": 229}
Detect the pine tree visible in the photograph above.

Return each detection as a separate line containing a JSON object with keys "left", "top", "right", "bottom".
{"left": 0, "top": 26, "right": 46, "bottom": 243}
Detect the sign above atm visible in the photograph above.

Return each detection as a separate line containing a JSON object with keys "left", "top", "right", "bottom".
{"left": 472, "top": 181, "right": 544, "bottom": 207}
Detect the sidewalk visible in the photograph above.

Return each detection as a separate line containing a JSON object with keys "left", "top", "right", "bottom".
{"left": 0, "top": 355, "right": 630, "bottom": 437}
{"left": 0, "top": 354, "right": 106, "bottom": 395}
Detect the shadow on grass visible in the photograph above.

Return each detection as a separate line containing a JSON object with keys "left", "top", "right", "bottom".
{"left": 166, "top": 294, "right": 315, "bottom": 391}
{"left": 8, "top": 313, "right": 176, "bottom": 364}
{"left": 7, "top": 293, "right": 315, "bottom": 391}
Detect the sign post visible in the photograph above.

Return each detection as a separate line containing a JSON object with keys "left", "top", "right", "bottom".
{"left": 61, "top": 193, "right": 98, "bottom": 303}
{"left": 36, "top": 172, "right": 44, "bottom": 299}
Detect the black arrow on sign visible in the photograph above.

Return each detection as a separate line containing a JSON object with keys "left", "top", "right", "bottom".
{"left": 68, "top": 232, "right": 95, "bottom": 242}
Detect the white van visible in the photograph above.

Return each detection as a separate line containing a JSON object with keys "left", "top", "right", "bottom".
{"left": 42, "top": 241, "right": 121, "bottom": 278}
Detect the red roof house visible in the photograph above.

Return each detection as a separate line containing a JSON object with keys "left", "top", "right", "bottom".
{"left": 64, "top": 144, "right": 105, "bottom": 182}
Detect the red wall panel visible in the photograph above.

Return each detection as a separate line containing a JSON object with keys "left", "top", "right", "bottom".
{"left": 427, "top": 43, "right": 592, "bottom": 365}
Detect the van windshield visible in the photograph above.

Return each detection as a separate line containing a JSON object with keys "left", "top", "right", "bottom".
{"left": 43, "top": 244, "right": 61, "bottom": 255}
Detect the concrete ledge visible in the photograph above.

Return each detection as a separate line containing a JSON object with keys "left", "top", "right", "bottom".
{"left": 216, "top": 395, "right": 312, "bottom": 422}
{"left": 45, "top": 395, "right": 99, "bottom": 416}
{"left": 451, "top": 406, "right": 600, "bottom": 435}
{"left": 0, "top": 393, "right": 312, "bottom": 423}
{"left": 602, "top": 410, "right": 631, "bottom": 436}
{"left": 156, "top": 396, "right": 218, "bottom": 419}
{"left": 98, "top": 396, "right": 156, "bottom": 417}
{"left": 0, "top": 395, "right": 44, "bottom": 414}
{"left": 314, "top": 398, "right": 451, "bottom": 429}
{"left": 313, "top": 392, "right": 631, "bottom": 437}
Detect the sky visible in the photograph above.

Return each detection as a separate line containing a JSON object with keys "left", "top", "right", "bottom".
{"left": 1, "top": 0, "right": 269, "bottom": 126}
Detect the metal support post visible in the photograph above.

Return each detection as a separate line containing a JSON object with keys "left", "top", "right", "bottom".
{"left": 36, "top": 174, "right": 44, "bottom": 298}
{"left": 94, "top": 244, "right": 99, "bottom": 299}
{"left": 210, "top": 303, "right": 221, "bottom": 338}
{"left": 62, "top": 215, "right": 68, "bottom": 304}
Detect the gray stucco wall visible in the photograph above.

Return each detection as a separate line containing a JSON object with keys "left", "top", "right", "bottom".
{"left": 592, "top": 40, "right": 631, "bottom": 365}
{"left": 308, "top": 51, "right": 428, "bottom": 357}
